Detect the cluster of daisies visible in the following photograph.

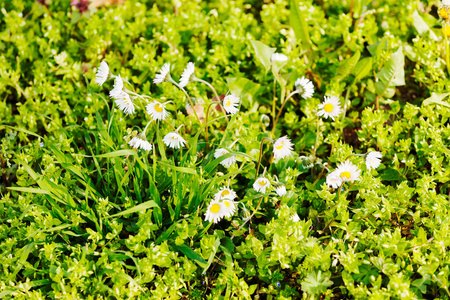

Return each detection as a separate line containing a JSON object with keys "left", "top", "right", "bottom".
{"left": 95, "top": 61, "right": 241, "bottom": 152}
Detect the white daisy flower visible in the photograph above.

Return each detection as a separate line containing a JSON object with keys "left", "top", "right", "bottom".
{"left": 114, "top": 92, "right": 135, "bottom": 115}
{"left": 128, "top": 136, "right": 152, "bottom": 151}
{"left": 335, "top": 161, "right": 361, "bottom": 184}
{"left": 271, "top": 53, "right": 288, "bottom": 62}
{"left": 290, "top": 213, "right": 300, "bottom": 222}
{"left": 214, "top": 187, "right": 237, "bottom": 201}
{"left": 222, "top": 95, "right": 240, "bottom": 115}
{"left": 95, "top": 61, "right": 109, "bottom": 86}
{"left": 214, "top": 148, "right": 237, "bottom": 168}
{"left": 366, "top": 151, "right": 382, "bottom": 171}
{"left": 163, "top": 132, "right": 187, "bottom": 149}
{"left": 444, "top": 0, "right": 450, "bottom": 6}
{"left": 326, "top": 170, "right": 342, "bottom": 189}
{"left": 146, "top": 101, "right": 170, "bottom": 121}
{"left": 222, "top": 199, "right": 237, "bottom": 218}
{"left": 179, "top": 62, "right": 196, "bottom": 87}
{"left": 275, "top": 185, "right": 287, "bottom": 197}
{"left": 153, "top": 63, "right": 171, "bottom": 84}
{"left": 204, "top": 199, "right": 226, "bottom": 223}
{"left": 273, "top": 136, "right": 293, "bottom": 160}
{"left": 294, "top": 77, "right": 314, "bottom": 99}
{"left": 253, "top": 177, "right": 271, "bottom": 194}
{"left": 317, "top": 95, "right": 342, "bottom": 120}
{"left": 109, "top": 75, "right": 124, "bottom": 99}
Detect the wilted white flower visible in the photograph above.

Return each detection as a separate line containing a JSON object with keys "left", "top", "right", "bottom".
{"left": 146, "top": 101, "right": 170, "bottom": 121}
{"left": 271, "top": 53, "right": 288, "bottom": 62}
{"left": 295, "top": 77, "right": 314, "bottom": 99}
{"left": 275, "top": 185, "right": 287, "bottom": 197}
{"left": 222, "top": 95, "right": 240, "bottom": 115}
{"left": 109, "top": 75, "right": 124, "bottom": 99}
{"left": 253, "top": 177, "right": 271, "bottom": 194}
{"left": 214, "top": 187, "right": 237, "bottom": 201}
{"left": 273, "top": 136, "right": 293, "bottom": 160}
{"left": 290, "top": 213, "right": 300, "bottom": 222}
{"left": 204, "top": 199, "right": 226, "bottom": 223}
{"left": 366, "top": 151, "right": 382, "bottom": 171}
{"left": 222, "top": 199, "right": 237, "bottom": 218}
{"left": 179, "top": 62, "right": 195, "bottom": 87}
{"left": 128, "top": 136, "right": 152, "bottom": 151}
{"left": 153, "top": 63, "right": 171, "bottom": 84}
{"left": 317, "top": 95, "right": 342, "bottom": 120}
{"left": 214, "top": 148, "right": 236, "bottom": 168}
{"left": 163, "top": 132, "right": 187, "bottom": 149}
{"left": 95, "top": 61, "right": 109, "bottom": 86}
{"left": 114, "top": 92, "right": 135, "bottom": 115}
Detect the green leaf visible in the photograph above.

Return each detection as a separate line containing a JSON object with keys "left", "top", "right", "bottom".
{"left": 7, "top": 187, "right": 50, "bottom": 194}
{"left": 172, "top": 244, "right": 207, "bottom": 267}
{"left": 380, "top": 168, "right": 400, "bottom": 181}
{"left": 422, "top": 93, "right": 450, "bottom": 108}
{"left": 352, "top": 57, "right": 372, "bottom": 82}
{"left": 300, "top": 271, "right": 333, "bottom": 295}
{"left": 250, "top": 40, "right": 276, "bottom": 71}
{"left": 107, "top": 200, "right": 159, "bottom": 218}
{"left": 94, "top": 149, "right": 137, "bottom": 158}
{"left": 159, "top": 161, "right": 198, "bottom": 175}
{"left": 290, "top": 0, "right": 312, "bottom": 51}
{"left": 334, "top": 51, "right": 360, "bottom": 82}
{"left": 375, "top": 46, "right": 405, "bottom": 98}
{"left": 412, "top": 10, "right": 438, "bottom": 41}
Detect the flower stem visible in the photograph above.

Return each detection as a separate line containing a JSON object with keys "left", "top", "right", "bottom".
{"left": 255, "top": 137, "right": 272, "bottom": 180}
{"left": 204, "top": 101, "right": 221, "bottom": 151}
{"left": 312, "top": 116, "right": 321, "bottom": 161}
{"left": 170, "top": 78, "right": 201, "bottom": 123}
{"left": 271, "top": 89, "right": 298, "bottom": 136}
{"left": 195, "top": 78, "right": 229, "bottom": 124}
{"left": 445, "top": 33, "right": 450, "bottom": 77}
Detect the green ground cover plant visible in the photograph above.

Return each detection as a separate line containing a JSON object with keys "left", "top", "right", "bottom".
{"left": 2, "top": 0, "right": 450, "bottom": 298}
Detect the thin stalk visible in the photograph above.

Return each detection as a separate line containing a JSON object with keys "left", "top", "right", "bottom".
{"left": 204, "top": 101, "right": 221, "bottom": 151}
{"left": 169, "top": 78, "right": 201, "bottom": 123}
{"left": 234, "top": 195, "right": 265, "bottom": 234}
{"left": 195, "top": 78, "right": 229, "bottom": 125}
{"left": 164, "top": 120, "right": 176, "bottom": 131}
{"left": 255, "top": 137, "right": 272, "bottom": 180}
{"left": 271, "top": 90, "right": 298, "bottom": 135}
{"left": 446, "top": 33, "right": 450, "bottom": 77}
{"left": 272, "top": 79, "right": 277, "bottom": 121}
{"left": 312, "top": 116, "right": 321, "bottom": 161}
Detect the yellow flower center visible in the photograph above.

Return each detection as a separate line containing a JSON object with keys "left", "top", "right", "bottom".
{"left": 340, "top": 171, "right": 351, "bottom": 179}
{"left": 210, "top": 204, "right": 220, "bottom": 213}
{"left": 324, "top": 103, "right": 334, "bottom": 113}
{"left": 154, "top": 103, "right": 163, "bottom": 113}
{"left": 275, "top": 142, "right": 284, "bottom": 150}
{"left": 258, "top": 179, "right": 267, "bottom": 186}
{"left": 440, "top": 8, "right": 449, "bottom": 19}
{"left": 171, "top": 136, "right": 176, "bottom": 140}
{"left": 225, "top": 101, "right": 231, "bottom": 106}
{"left": 221, "top": 190, "right": 230, "bottom": 197}
{"left": 224, "top": 201, "right": 230, "bottom": 207}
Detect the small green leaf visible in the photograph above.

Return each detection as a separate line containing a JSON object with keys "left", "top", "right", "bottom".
{"left": 422, "top": 93, "right": 450, "bottom": 108}
{"left": 375, "top": 46, "right": 405, "bottom": 98}
{"left": 172, "top": 244, "right": 207, "bottom": 267}
{"left": 352, "top": 57, "right": 372, "bottom": 82}
{"left": 412, "top": 10, "right": 438, "bottom": 41}
{"left": 250, "top": 40, "right": 276, "bottom": 71}
{"left": 300, "top": 270, "right": 333, "bottom": 295}
{"left": 380, "top": 168, "right": 400, "bottom": 181}
{"left": 107, "top": 200, "right": 159, "bottom": 218}
{"left": 334, "top": 51, "right": 360, "bottom": 82}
